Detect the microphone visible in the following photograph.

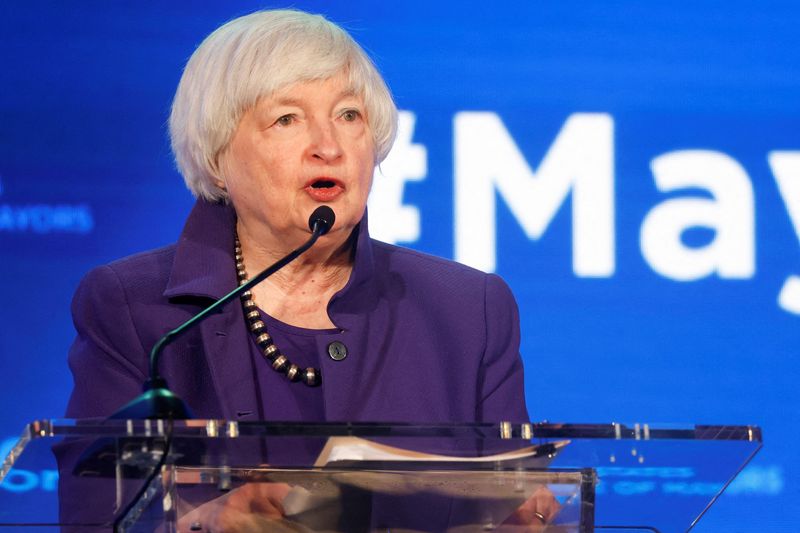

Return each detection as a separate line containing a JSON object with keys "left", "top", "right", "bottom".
{"left": 110, "top": 206, "right": 337, "bottom": 419}
{"left": 308, "top": 205, "right": 335, "bottom": 235}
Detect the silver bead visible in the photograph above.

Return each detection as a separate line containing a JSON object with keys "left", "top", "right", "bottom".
{"left": 243, "top": 299, "right": 257, "bottom": 310}
{"left": 256, "top": 332, "right": 272, "bottom": 346}
{"left": 249, "top": 320, "right": 265, "bottom": 333}
{"left": 245, "top": 310, "right": 260, "bottom": 321}
{"left": 263, "top": 344, "right": 279, "bottom": 359}
{"left": 272, "top": 355, "right": 288, "bottom": 373}
{"left": 286, "top": 364, "right": 300, "bottom": 382}
{"left": 303, "top": 368, "right": 319, "bottom": 387}
{"left": 240, "top": 290, "right": 252, "bottom": 299}
{"left": 237, "top": 269, "right": 247, "bottom": 279}
{"left": 238, "top": 278, "right": 248, "bottom": 287}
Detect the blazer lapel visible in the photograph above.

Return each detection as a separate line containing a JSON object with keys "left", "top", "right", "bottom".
{"left": 164, "top": 200, "right": 260, "bottom": 420}
{"left": 322, "top": 210, "right": 381, "bottom": 421}
{"left": 198, "top": 300, "right": 261, "bottom": 420}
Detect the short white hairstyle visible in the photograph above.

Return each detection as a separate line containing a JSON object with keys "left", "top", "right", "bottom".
{"left": 169, "top": 9, "right": 398, "bottom": 201}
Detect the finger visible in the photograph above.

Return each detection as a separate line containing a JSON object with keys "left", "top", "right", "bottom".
{"left": 531, "top": 486, "right": 561, "bottom": 521}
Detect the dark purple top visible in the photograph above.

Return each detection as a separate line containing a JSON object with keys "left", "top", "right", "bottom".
{"left": 65, "top": 200, "right": 529, "bottom": 423}
{"left": 251, "top": 310, "right": 326, "bottom": 421}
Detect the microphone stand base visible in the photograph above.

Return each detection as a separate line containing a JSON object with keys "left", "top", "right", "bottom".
{"left": 109, "top": 387, "right": 193, "bottom": 420}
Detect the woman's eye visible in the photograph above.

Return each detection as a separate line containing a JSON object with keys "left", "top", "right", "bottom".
{"left": 275, "top": 114, "right": 295, "bottom": 126}
{"left": 341, "top": 109, "right": 361, "bottom": 122}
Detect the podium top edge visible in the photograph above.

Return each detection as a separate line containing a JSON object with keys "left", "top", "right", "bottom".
{"left": 20, "top": 419, "right": 763, "bottom": 443}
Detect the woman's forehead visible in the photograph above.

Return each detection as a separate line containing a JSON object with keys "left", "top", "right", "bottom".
{"left": 260, "top": 75, "right": 363, "bottom": 106}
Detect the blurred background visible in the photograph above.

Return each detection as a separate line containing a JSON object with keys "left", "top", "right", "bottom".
{"left": 1, "top": 1, "right": 797, "bottom": 530}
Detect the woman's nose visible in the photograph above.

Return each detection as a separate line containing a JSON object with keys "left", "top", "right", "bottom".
{"left": 308, "top": 119, "right": 343, "bottom": 163}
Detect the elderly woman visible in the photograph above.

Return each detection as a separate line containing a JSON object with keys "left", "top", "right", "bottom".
{"left": 62, "top": 6, "right": 556, "bottom": 527}
{"left": 62, "top": 8, "right": 552, "bottom": 531}
{"left": 66, "top": 9, "right": 528, "bottom": 426}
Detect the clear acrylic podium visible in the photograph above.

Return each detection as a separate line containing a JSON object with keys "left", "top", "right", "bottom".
{"left": 0, "top": 419, "right": 761, "bottom": 532}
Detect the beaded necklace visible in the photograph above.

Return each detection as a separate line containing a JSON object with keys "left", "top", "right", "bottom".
{"left": 235, "top": 236, "right": 322, "bottom": 387}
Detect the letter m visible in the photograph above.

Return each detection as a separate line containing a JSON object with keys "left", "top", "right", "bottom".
{"left": 454, "top": 113, "right": 614, "bottom": 276}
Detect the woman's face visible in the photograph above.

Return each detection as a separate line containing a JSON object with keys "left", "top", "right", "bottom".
{"left": 218, "top": 72, "right": 376, "bottom": 249}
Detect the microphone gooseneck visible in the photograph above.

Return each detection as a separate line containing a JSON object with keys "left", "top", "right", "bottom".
{"left": 110, "top": 207, "right": 337, "bottom": 419}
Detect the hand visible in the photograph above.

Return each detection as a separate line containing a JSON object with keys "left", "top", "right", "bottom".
{"left": 499, "top": 486, "right": 561, "bottom": 532}
{"left": 177, "top": 482, "right": 293, "bottom": 533}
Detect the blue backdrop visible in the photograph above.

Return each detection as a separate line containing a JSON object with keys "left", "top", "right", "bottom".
{"left": 1, "top": 1, "right": 798, "bottom": 530}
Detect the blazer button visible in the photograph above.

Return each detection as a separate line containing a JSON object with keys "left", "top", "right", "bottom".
{"left": 327, "top": 341, "right": 348, "bottom": 361}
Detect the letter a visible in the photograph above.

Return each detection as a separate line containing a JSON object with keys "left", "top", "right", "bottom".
{"left": 641, "top": 150, "right": 755, "bottom": 280}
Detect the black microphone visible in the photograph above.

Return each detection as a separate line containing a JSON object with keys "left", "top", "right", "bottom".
{"left": 308, "top": 205, "right": 335, "bottom": 236}
{"left": 111, "top": 206, "right": 336, "bottom": 419}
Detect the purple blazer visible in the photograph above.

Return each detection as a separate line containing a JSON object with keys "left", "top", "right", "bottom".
{"left": 65, "top": 200, "right": 529, "bottom": 423}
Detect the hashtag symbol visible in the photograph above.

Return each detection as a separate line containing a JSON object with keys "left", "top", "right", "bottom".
{"left": 368, "top": 111, "right": 427, "bottom": 244}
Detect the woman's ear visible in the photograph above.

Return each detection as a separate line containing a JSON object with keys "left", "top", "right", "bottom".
{"left": 212, "top": 150, "right": 229, "bottom": 192}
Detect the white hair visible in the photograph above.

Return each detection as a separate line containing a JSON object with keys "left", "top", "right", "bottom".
{"left": 169, "top": 9, "right": 398, "bottom": 201}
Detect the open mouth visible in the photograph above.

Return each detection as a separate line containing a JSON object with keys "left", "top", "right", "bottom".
{"left": 305, "top": 178, "right": 344, "bottom": 201}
